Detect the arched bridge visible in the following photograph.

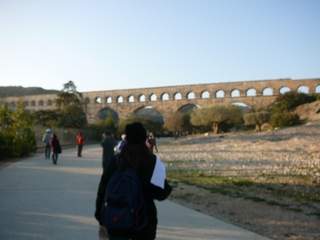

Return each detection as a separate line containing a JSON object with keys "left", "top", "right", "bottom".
{"left": 1, "top": 78, "right": 320, "bottom": 124}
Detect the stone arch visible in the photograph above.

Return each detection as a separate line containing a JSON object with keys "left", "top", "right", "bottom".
{"left": 216, "top": 90, "right": 225, "bottom": 98}
{"left": 24, "top": 101, "right": 29, "bottom": 107}
{"left": 262, "top": 87, "right": 273, "bottom": 96}
{"left": 38, "top": 100, "right": 44, "bottom": 106}
{"left": 297, "top": 85, "right": 309, "bottom": 94}
{"left": 128, "top": 95, "right": 135, "bottom": 103}
{"left": 133, "top": 106, "right": 164, "bottom": 124}
{"left": 161, "top": 92, "right": 170, "bottom": 101}
{"left": 174, "top": 92, "right": 182, "bottom": 100}
{"left": 31, "top": 100, "right": 36, "bottom": 106}
{"left": 117, "top": 96, "right": 124, "bottom": 103}
{"left": 95, "top": 96, "right": 102, "bottom": 104}
{"left": 232, "top": 102, "right": 251, "bottom": 110}
{"left": 149, "top": 93, "right": 157, "bottom": 101}
{"left": 187, "top": 91, "right": 196, "bottom": 99}
{"left": 246, "top": 88, "right": 257, "bottom": 97}
{"left": 201, "top": 90, "right": 210, "bottom": 99}
{"left": 316, "top": 85, "right": 320, "bottom": 93}
{"left": 106, "top": 96, "right": 112, "bottom": 104}
{"left": 47, "top": 100, "right": 53, "bottom": 106}
{"left": 177, "top": 103, "right": 199, "bottom": 114}
{"left": 97, "top": 107, "right": 119, "bottom": 123}
{"left": 231, "top": 89, "right": 241, "bottom": 97}
{"left": 139, "top": 94, "right": 146, "bottom": 102}
{"left": 279, "top": 86, "right": 291, "bottom": 95}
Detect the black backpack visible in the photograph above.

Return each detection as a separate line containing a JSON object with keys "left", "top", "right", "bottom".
{"left": 100, "top": 168, "right": 148, "bottom": 233}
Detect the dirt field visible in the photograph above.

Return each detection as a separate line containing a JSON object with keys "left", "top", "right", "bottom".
{"left": 158, "top": 122, "right": 320, "bottom": 240}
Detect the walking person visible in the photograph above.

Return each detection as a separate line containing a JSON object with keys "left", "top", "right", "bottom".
{"left": 95, "top": 122, "right": 172, "bottom": 240}
{"left": 76, "top": 131, "right": 85, "bottom": 157}
{"left": 51, "top": 134, "right": 61, "bottom": 165}
{"left": 146, "top": 132, "right": 158, "bottom": 153}
{"left": 101, "top": 131, "right": 117, "bottom": 170}
{"left": 42, "top": 128, "right": 52, "bottom": 159}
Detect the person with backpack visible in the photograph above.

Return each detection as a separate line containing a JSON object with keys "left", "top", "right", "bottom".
{"left": 51, "top": 133, "right": 61, "bottom": 165}
{"left": 95, "top": 122, "right": 172, "bottom": 240}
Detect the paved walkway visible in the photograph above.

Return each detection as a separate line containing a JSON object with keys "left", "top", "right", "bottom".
{"left": 0, "top": 145, "right": 270, "bottom": 240}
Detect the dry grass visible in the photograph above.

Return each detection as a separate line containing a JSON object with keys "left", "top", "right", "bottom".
{"left": 158, "top": 122, "right": 320, "bottom": 240}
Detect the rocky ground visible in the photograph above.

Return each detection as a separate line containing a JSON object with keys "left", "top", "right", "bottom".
{"left": 158, "top": 122, "right": 320, "bottom": 240}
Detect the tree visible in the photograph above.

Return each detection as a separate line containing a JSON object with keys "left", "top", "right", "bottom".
{"left": 271, "top": 91, "right": 316, "bottom": 112}
{"left": 164, "top": 112, "right": 192, "bottom": 136}
{"left": 191, "top": 105, "right": 243, "bottom": 134}
{"left": 32, "top": 110, "right": 60, "bottom": 127}
{"left": 244, "top": 110, "right": 270, "bottom": 131}
{"left": 0, "top": 102, "right": 36, "bottom": 159}
{"left": 55, "top": 81, "right": 87, "bottom": 128}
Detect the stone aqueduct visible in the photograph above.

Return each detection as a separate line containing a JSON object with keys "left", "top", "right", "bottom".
{"left": 1, "top": 78, "right": 320, "bottom": 124}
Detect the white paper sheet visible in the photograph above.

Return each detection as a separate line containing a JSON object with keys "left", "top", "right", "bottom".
{"left": 150, "top": 156, "right": 166, "bottom": 189}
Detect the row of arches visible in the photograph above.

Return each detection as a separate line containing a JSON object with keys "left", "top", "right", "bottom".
{"left": 2, "top": 84, "right": 320, "bottom": 108}
{"left": 93, "top": 85, "right": 320, "bottom": 104}
{"left": 97, "top": 101, "right": 252, "bottom": 124}
{"left": 97, "top": 103, "right": 201, "bottom": 124}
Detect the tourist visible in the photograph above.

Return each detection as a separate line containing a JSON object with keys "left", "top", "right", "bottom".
{"left": 146, "top": 132, "right": 158, "bottom": 153}
{"left": 101, "top": 131, "right": 117, "bottom": 170}
{"left": 95, "top": 122, "right": 172, "bottom": 240}
{"left": 51, "top": 134, "right": 61, "bottom": 165}
{"left": 76, "top": 131, "right": 85, "bottom": 157}
{"left": 42, "top": 128, "right": 52, "bottom": 159}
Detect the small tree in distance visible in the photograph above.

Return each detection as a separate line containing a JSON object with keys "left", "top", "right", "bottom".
{"left": 191, "top": 105, "right": 243, "bottom": 134}
{"left": 164, "top": 112, "right": 191, "bottom": 137}
{"left": 55, "top": 81, "right": 87, "bottom": 128}
{"left": 244, "top": 110, "right": 270, "bottom": 131}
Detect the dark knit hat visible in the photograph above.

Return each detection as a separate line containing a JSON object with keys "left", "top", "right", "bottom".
{"left": 125, "top": 122, "right": 147, "bottom": 144}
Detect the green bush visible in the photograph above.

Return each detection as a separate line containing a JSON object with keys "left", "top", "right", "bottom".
{"left": 270, "top": 111, "right": 300, "bottom": 128}
{"left": 271, "top": 92, "right": 316, "bottom": 112}
{"left": 0, "top": 103, "right": 36, "bottom": 160}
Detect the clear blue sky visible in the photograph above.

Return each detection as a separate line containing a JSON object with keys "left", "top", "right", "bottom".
{"left": 0, "top": 0, "right": 319, "bottom": 92}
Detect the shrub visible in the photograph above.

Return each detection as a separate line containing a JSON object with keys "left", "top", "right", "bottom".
{"left": 270, "top": 111, "right": 300, "bottom": 128}
{"left": 191, "top": 105, "right": 243, "bottom": 134}
{"left": 244, "top": 111, "right": 270, "bottom": 131}
{"left": 164, "top": 112, "right": 192, "bottom": 136}
{"left": 0, "top": 103, "right": 36, "bottom": 159}
{"left": 271, "top": 92, "right": 316, "bottom": 112}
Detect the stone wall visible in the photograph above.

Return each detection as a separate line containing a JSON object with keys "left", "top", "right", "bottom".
{"left": 1, "top": 78, "right": 320, "bottom": 123}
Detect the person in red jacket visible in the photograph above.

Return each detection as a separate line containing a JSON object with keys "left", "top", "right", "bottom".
{"left": 76, "top": 131, "right": 85, "bottom": 157}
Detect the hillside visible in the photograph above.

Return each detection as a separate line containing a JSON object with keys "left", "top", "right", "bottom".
{"left": 295, "top": 100, "right": 320, "bottom": 121}
{"left": 0, "top": 86, "right": 59, "bottom": 97}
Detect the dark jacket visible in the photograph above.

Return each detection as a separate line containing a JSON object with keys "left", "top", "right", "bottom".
{"left": 95, "top": 154, "right": 172, "bottom": 240}
{"left": 101, "top": 137, "right": 116, "bottom": 170}
{"left": 51, "top": 136, "right": 61, "bottom": 154}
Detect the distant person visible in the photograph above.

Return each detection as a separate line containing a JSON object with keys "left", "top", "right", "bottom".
{"left": 42, "top": 128, "right": 52, "bottom": 159}
{"left": 51, "top": 134, "right": 61, "bottom": 165}
{"left": 101, "top": 131, "right": 117, "bottom": 170}
{"left": 146, "top": 132, "right": 158, "bottom": 153}
{"left": 95, "top": 122, "right": 172, "bottom": 240}
{"left": 76, "top": 131, "right": 85, "bottom": 157}
{"left": 114, "top": 134, "right": 126, "bottom": 155}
